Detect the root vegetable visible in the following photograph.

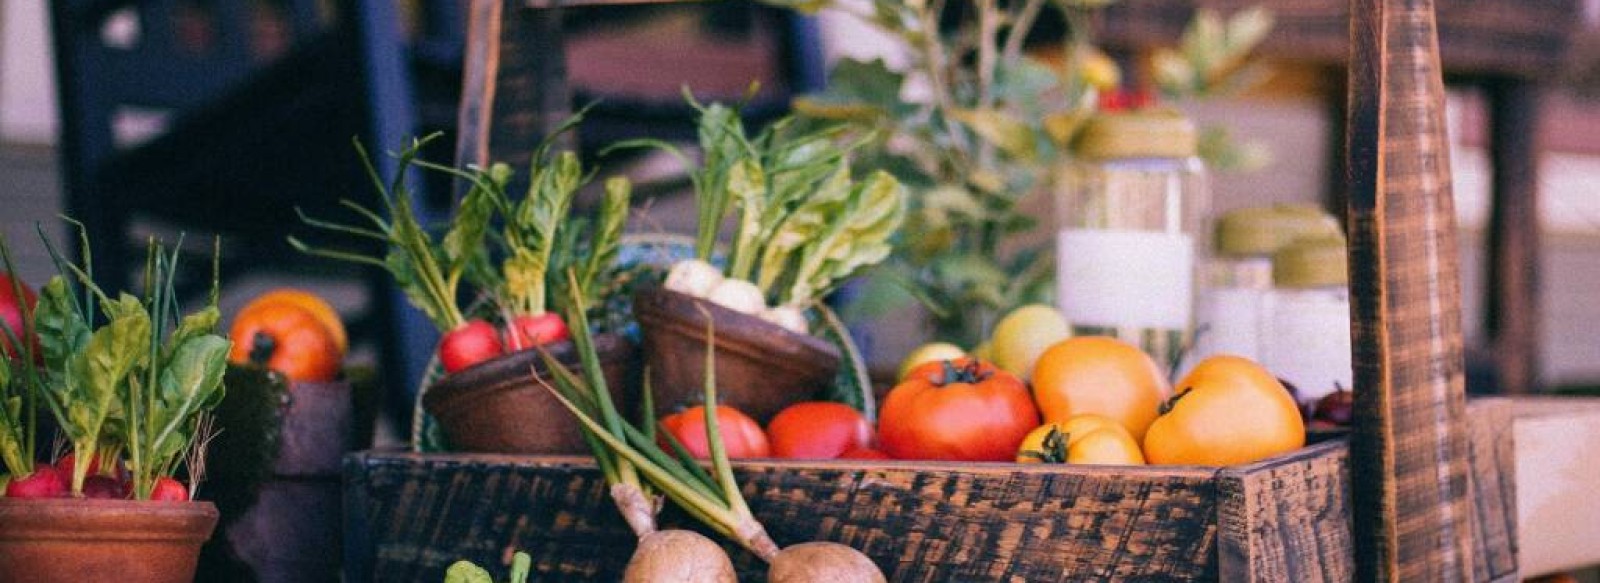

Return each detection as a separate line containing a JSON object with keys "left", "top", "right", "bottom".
{"left": 706, "top": 278, "right": 765, "bottom": 314}
{"left": 623, "top": 530, "right": 737, "bottom": 583}
{"left": 149, "top": 476, "right": 189, "bottom": 501}
{"left": 664, "top": 260, "right": 724, "bottom": 299}
{"left": 5, "top": 466, "right": 65, "bottom": 498}
{"left": 768, "top": 542, "right": 886, "bottom": 583}
{"left": 760, "top": 306, "right": 807, "bottom": 334}
{"left": 439, "top": 320, "right": 504, "bottom": 373}
{"left": 504, "top": 313, "right": 570, "bottom": 351}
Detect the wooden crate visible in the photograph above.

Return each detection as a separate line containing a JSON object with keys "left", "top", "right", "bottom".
{"left": 342, "top": 401, "right": 1514, "bottom": 582}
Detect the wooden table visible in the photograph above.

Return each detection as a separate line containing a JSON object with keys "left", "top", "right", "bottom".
{"left": 1098, "top": 0, "right": 1581, "bottom": 395}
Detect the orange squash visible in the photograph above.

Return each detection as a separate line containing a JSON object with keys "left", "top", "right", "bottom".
{"left": 229, "top": 302, "right": 340, "bottom": 382}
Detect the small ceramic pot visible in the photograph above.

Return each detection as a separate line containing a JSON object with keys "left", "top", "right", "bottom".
{"left": 0, "top": 498, "right": 219, "bottom": 583}
{"left": 422, "top": 334, "right": 639, "bottom": 454}
{"left": 633, "top": 287, "right": 841, "bottom": 424}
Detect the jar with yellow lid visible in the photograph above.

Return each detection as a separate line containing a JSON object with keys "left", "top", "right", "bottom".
{"left": 1262, "top": 234, "right": 1354, "bottom": 405}
{"left": 1055, "top": 111, "right": 1209, "bottom": 368}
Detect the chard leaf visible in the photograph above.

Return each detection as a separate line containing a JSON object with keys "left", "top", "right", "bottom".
{"left": 158, "top": 335, "right": 230, "bottom": 409}
{"left": 785, "top": 171, "right": 906, "bottom": 305}
{"left": 578, "top": 178, "right": 631, "bottom": 310}
{"left": 163, "top": 306, "right": 220, "bottom": 361}
{"left": 62, "top": 296, "right": 149, "bottom": 442}
{"left": 386, "top": 248, "right": 450, "bottom": 330}
{"left": 442, "top": 165, "right": 502, "bottom": 272}
{"left": 34, "top": 276, "right": 90, "bottom": 366}
{"left": 726, "top": 158, "right": 768, "bottom": 281}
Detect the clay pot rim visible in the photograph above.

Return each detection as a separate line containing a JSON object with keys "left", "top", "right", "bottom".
{"left": 0, "top": 498, "right": 219, "bottom": 542}
{"left": 633, "top": 287, "right": 841, "bottom": 366}
{"left": 422, "top": 333, "right": 631, "bottom": 415}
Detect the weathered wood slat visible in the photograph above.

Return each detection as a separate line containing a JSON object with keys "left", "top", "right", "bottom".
{"left": 1346, "top": 0, "right": 1480, "bottom": 580}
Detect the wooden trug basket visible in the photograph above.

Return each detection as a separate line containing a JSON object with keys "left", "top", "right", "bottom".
{"left": 344, "top": 0, "right": 1512, "bottom": 580}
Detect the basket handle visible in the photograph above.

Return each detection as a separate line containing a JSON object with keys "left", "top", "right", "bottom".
{"left": 1346, "top": 0, "right": 1478, "bottom": 579}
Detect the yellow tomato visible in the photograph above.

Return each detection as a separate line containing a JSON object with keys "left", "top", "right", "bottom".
{"left": 1143, "top": 355, "right": 1305, "bottom": 466}
{"left": 1031, "top": 336, "right": 1171, "bottom": 441}
{"left": 1016, "top": 414, "right": 1144, "bottom": 465}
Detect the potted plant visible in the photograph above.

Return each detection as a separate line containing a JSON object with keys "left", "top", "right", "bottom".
{"left": 293, "top": 118, "right": 637, "bottom": 454}
{"left": 625, "top": 97, "right": 907, "bottom": 423}
{"left": 0, "top": 227, "right": 227, "bottom": 583}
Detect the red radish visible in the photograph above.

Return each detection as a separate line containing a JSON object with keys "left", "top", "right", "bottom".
{"left": 438, "top": 319, "right": 504, "bottom": 373}
{"left": 149, "top": 477, "right": 189, "bottom": 501}
{"left": 6, "top": 467, "right": 66, "bottom": 499}
{"left": 838, "top": 447, "right": 892, "bottom": 460}
{"left": 504, "top": 313, "right": 570, "bottom": 351}
{"left": 82, "top": 476, "right": 128, "bottom": 499}
{"left": 0, "top": 272, "right": 38, "bottom": 360}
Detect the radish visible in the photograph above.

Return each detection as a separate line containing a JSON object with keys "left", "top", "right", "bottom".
{"left": 760, "top": 306, "right": 808, "bottom": 334}
{"left": 504, "top": 313, "right": 570, "bottom": 352}
{"left": 6, "top": 466, "right": 66, "bottom": 499}
{"left": 439, "top": 320, "right": 504, "bottom": 373}
{"left": 0, "top": 272, "right": 38, "bottom": 360}
{"left": 82, "top": 475, "right": 128, "bottom": 499}
{"left": 539, "top": 292, "right": 885, "bottom": 582}
{"left": 664, "top": 259, "right": 724, "bottom": 299}
{"left": 706, "top": 278, "right": 765, "bottom": 315}
{"left": 149, "top": 477, "right": 189, "bottom": 501}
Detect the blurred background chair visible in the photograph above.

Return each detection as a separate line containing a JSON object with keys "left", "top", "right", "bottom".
{"left": 48, "top": 0, "right": 824, "bottom": 437}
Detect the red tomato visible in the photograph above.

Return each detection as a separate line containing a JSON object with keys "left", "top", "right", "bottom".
{"left": 838, "top": 447, "right": 892, "bottom": 460}
{"left": 439, "top": 319, "right": 504, "bottom": 373}
{"left": 0, "top": 272, "right": 38, "bottom": 360}
{"left": 659, "top": 405, "right": 770, "bottom": 459}
{"left": 766, "top": 402, "right": 873, "bottom": 459}
{"left": 149, "top": 477, "right": 189, "bottom": 501}
{"left": 504, "top": 313, "right": 570, "bottom": 351}
{"left": 878, "top": 358, "right": 1040, "bottom": 462}
{"left": 228, "top": 302, "right": 341, "bottom": 382}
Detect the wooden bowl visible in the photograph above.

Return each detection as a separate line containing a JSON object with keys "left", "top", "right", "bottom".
{"left": 421, "top": 334, "right": 639, "bottom": 454}
{"left": 633, "top": 287, "right": 841, "bottom": 424}
{"left": 0, "top": 498, "right": 218, "bottom": 583}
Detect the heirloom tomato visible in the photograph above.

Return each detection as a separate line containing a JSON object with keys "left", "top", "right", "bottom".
{"left": 660, "top": 405, "right": 770, "bottom": 459}
{"left": 878, "top": 358, "right": 1039, "bottom": 462}
{"left": 1143, "top": 356, "right": 1304, "bottom": 466}
{"left": 766, "top": 402, "right": 873, "bottom": 459}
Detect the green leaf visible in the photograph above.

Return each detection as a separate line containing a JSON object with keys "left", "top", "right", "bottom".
{"left": 578, "top": 178, "right": 631, "bottom": 310}
{"left": 442, "top": 165, "right": 503, "bottom": 272}
{"left": 34, "top": 276, "right": 90, "bottom": 367}
{"left": 61, "top": 295, "right": 149, "bottom": 442}
{"left": 443, "top": 560, "right": 494, "bottom": 583}
{"left": 949, "top": 108, "right": 1038, "bottom": 161}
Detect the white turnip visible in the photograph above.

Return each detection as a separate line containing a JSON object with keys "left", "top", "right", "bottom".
{"left": 664, "top": 260, "right": 724, "bottom": 299}
{"left": 767, "top": 542, "right": 886, "bottom": 583}
{"left": 706, "top": 278, "right": 765, "bottom": 314}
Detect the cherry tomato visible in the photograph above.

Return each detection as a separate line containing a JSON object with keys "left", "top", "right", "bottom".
{"left": 439, "top": 319, "right": 504, "bottom": 373}
{"left": 766, "top": 402, "right": 873, "bottom": 459}
{"left": 878, "top": 358, "right": 1040, "bottom": 462}
{"left": 659, "top": 405, "right": 770, "bottom": 459}
{"left": 504, "top": 313, "right": 570, "bottom": 351}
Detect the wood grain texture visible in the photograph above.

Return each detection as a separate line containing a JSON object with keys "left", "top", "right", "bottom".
{"left": 1097, "top": 0, "right": 1578, "bottom": 79}
{"left": 345, "top": 454, "right": 1228, "bottom": 582}
{"left": 1464, "top": 398, "right": 1518, "bottom": 581}
{"left": 1484, "top": 81, "right": 1544, "bottom": 395}
{"left": 1346, "top": 0, "right": 1478, "bottom": 581}
{"left": 1216, "top": 441, "right": 1353, "bottom": 583}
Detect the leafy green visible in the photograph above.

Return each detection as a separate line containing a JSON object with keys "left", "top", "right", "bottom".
{"left": 443, "top": 561, "right": 494, "bottom": 583}
{"left": 292, "top": 134, "right": 473, "bottom": 331}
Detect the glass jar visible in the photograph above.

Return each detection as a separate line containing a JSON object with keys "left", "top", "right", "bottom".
{"left": 1190, "top": 207, "right": 1282, "bottom": 364}
{"left": 1261, "top": 235, "right": 1353, "bottom": 406}
{"left": 1055, "top": 112, "right": 1209, "bottom": 368}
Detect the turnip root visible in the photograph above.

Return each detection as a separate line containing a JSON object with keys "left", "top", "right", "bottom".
{"left": 623, "top": 529, "right": 737, "bottom": 583}
{"left": 759, "top": 306, "right": 807, "bottom": 334}
{"left": 706, "top": 278, "right": 765, "bottom": 314}
{"left": 767, "top": 542, "right": 886, "bottom": 583}
{"left": 664, "top": 260, "right": 723, "bottom": 299}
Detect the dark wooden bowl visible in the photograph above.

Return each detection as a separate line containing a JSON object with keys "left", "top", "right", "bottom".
{"left": 0, "top": 498, "right": 219, "bottom": 583}
{"left": 633, "top": 287, "right": 841, "bottom": 424}
{"left": 421, "top": 334, "right": 639, "bottom": 454}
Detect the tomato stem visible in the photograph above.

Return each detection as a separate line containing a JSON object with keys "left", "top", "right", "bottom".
{"left": 1159, "top": 388, "right": 1192, "bottom": 416}
{"left": 938, "top": 358, "right": 990, "bottom": 386}
{"left": 248, "top": 331, "right": 276, "bottom": 367}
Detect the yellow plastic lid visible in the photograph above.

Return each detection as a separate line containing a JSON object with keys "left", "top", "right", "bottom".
{"left": 1073, "top": 111, "right": 1198, "bottom": 160}
{"left": 1272, "top": 234, "right": 1349, "bottom": 288}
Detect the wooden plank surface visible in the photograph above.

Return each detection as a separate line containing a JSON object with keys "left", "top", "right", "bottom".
{"left": 1098, "top": 0, "right": 1578, "bottom": 79}
{"left": 345, "top": 454, "right": 1227, "bottom": 582}
{"left": 1216, "top": 441, "right": 1353, "bottom": 583}
{"left": 1345, "top": 0, "right": 1479, "bottom": 580}
{"left": 1464, "top": 398, "right": 1518, "bottom": 582}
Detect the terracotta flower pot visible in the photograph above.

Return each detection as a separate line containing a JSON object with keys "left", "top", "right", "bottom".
{"left": 422, "top": 334, "right": 639, "bottom": 454}
{"left": 0, "top": 498, "right": 218, "bottom": 583}
{"left": 634, "top": 287, "right": 842, "bottom": 424}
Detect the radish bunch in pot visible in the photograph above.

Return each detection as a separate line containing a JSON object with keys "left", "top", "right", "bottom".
{"left": 527, "top": 275, "right": 884, "bottom": 582}
{"left": 291, "top": 112, "right": 630, "bottom": 375}
{"left": 0, "top": 226, "right": 229, "bottom": 501}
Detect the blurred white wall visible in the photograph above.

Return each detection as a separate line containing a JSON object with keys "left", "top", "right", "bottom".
{"left": 1, "top": 0, "right": 58, "bottom": 144}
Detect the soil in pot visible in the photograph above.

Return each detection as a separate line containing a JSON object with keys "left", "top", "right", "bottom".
{"left": 634, "top": 287, "right": 842, "bottom": 424}
{"left": 422, "top": 333, "right": 640, "bottom": 454}
{"left": 0, "top": 498, "right": 219, "bottom": 583}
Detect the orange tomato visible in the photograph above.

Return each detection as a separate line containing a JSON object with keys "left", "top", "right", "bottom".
{"left": 229, "top": 302, "right": 341, "bottom": 382}
{"left": 235, "top": 289, "right": 347, "bottom": 357}
{"left": 1143, "top": 355, "right": 1305, "bottom": 466}
{"left": 1030, "top": 337, "right": 1171, "bottom": 441}
{"left": 878, "top": 358, "right": 1040, "bottom": 462}
{"left": 1016, "top": 414, "right": 1145, "bottom": 465}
